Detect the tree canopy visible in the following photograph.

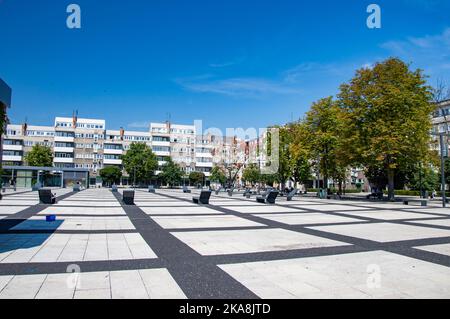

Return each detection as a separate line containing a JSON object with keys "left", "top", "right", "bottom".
{"left": 210, "top": 166, "right": 226, "bottom": 185}
{"left": 99, "top": 166, "right": 122, "bottom": 186}
{"left": 189, "top": 171, "right": 205, "bottom": 186}
{"left": 338, "top": 58, "right": 435, "bottom": 200}
{"left": 121, "top": 143, "right": 158, "bottom": 185}
{"left": 24, "top": 145, "right": 54, "bottom": 167}
{"left": 159, "top": 158, "right": 184, "bottom": 188}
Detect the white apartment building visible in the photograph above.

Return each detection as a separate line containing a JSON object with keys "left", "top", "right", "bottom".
{"left": 432, "top": 99, "right": 450, "bottom": 156}
{"left": 1, "top": 116, "right": 230, "bottom": 185}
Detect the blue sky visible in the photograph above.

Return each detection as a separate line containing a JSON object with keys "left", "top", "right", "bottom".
{"left": 0, "top": 0, "right": 449, "bottom": 132}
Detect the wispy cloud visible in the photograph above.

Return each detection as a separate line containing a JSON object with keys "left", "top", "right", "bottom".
{"left": 282, "top": 62, "right": 348, "bottom": 83}
{"left": 381, "top": 28, "right": 450, "bottom": 75}
{"left": 176, "top": 77, "right": 302, "bottom": 98}
{"left": 209, "top": 57, "right": 245, "bottom": 68}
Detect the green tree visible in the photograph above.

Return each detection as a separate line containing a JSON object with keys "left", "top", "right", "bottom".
{"left": 189, "top": 171, "right": 205, "bottom": 186}
{"left": 99, "top": 166, "right": 122, "bottom": 186}
{"left": 338, "top": 58, "right": 435, "bottom": 200}
{"left": 24, "top": 145, "right": 53, "bottom": 167}
{"left": 159, "top": 158, "right": 184, "bottom": 188}
{"left": 121, "top": 143, "right": 158, "bottom": 185}
{"left": 408, "top": 166, "right": 439, "bottom": 192}
{"left": 210, "top": 166, "right": 226, "bottom": 185}
{"left": 304, "top": 97, "right": 343, "bottom": 190}
{"left": 242, "top": 164, "right": 261, "bottom": 186}
{"left": 289, "top": 122, "right": 313, "bottom": 186}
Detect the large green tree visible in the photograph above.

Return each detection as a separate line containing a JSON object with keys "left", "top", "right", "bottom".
{"left": 210, "top": 166, "right": 226, "bottom": 185}
{"left": 121, "top": 143, "right": 158, "bottom": 185}
{"left": 242, "top": 164, "right": 261, "bottom": 186}
{"left": 189, "top": 171, "right": 205, "bottom": 186}
{"left": 289, "top": 122, "right": 313, "bottom": 186}
{"left": 24, "top": 145, "right": 53, "bottom": 167}
{"left": 159, "top": 158, "right": 184, "bottom": 188}
{"left": 304, "top": 97, "right": 344, "bottom": 190}
{"left": 338, "top": 58, "right": 435, "bottom": 200}
{"left": 99, "top": 166, "right": 122, "bottom": 186}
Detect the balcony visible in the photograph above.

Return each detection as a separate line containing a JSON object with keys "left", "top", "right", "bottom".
{"left": 104, "top": 158, "right": 122, "bottom": 165}
{"left": 196, "top": 162, "right": 213, "bottom": 168}
{"left": 196, "top": 152, "right": 213, "bottom": 158}
{"left": 2, "top": 155, "right": 22, "bottom": 162}
{"left": 54, "top": 147, "right": 74, "bottom": 153}
{"left": 152, "top": 141, "right": 170, "bottom": 147}
{"left": 54, "top": 157, "right": 74, "bottom": 164}
{"left": 103, "top": 148, "right": 123, "bottom": 155}
{"left": 54, "top": 136, "right": 74, "bottom": 143}
{"left": 3, "top": 144, "right": 23, "bottom": 152}
{"left": 154, "top": 151, "right": 171, "bottom": 157}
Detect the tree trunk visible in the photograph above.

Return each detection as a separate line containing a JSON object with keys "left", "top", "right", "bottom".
{"left": 387, "top": 169, "right": 395, "bottom": 201}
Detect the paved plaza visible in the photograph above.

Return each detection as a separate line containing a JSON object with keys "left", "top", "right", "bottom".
{"left": 0, "top": 188, "right": 450, "bottom": 299}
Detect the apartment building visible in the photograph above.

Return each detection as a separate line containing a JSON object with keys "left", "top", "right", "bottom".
{"left": 2, "top": 116, "right": 236, "bottom": 184}
{"left": 432, "top": 99, "right": 450, "bottom": 156}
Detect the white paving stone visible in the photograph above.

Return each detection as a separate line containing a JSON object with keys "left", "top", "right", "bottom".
{"left": 110, "top": 270, "right": 149, "bottom": 299}
{"left": 254, "top": 213, "right": 363, "bottom": 225}
{"left": 172, "top": 228, "right": 348, "bottom": 255}
{"left": 139, "top": 269, "right": 186, "bottom": 299}
{"left": 309, "top": 223, "right": 450, "bottom": 243}
{"left": 337, "top": 210, "right": 440, "bottom": 221}
{"left": 220, "top": 251, "right": 450, "bottom": 299}
{"left": 0, "top": 274, "right": 47, "bottom": 299}
{"left": 35, "top": 273, "right": 76, "bottom": 299}
{"left": 152, "top": 215, "right": 264, "bottom": 229}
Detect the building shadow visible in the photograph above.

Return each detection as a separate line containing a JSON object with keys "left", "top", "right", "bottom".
{"left": 0, "top": 219, "right": 64, "bottom": 255}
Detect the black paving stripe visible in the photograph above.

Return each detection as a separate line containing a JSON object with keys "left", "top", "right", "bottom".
{"left": 0, "top": 191, "right": 80, "bottom": 232}
{"left": 153, "top": 191, "right": 450, "bottom": 268}
{"left": 206, "top": 245, "right": 371, "bottom": 265}
{"left": 112, "top": 191, "right": 259, "bottom": 299}
{"left": 0, "top": 258, "right": 164, "bottom": 276}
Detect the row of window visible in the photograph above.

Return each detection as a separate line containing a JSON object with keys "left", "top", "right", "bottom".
{"left": 56, "top": 122, "right": 104, "bottom": 129}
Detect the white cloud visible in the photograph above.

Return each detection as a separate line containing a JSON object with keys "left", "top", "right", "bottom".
{"left": 381, "top": 28, "right": 450, "bottom": 77}
{"left": 176, "top": 77, "right": 302, "bottom": 98}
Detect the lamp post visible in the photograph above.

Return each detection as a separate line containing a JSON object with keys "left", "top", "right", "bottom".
{"left": 427, "top": 132, "right": 449, "bottom": 208}
{"left": 133, "top": 166, "right": 136, "bottom": 190}
{"left": 440, "top": 134, "right": 447, "bottom": 208}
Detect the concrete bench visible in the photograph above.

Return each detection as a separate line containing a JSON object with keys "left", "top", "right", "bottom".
{"left": 123, "top": 190, "right": 135, "bottom": 205}
{"left": 257, "top": 191, "right": 279, "bottom": 204}
{"left": 39, "top": 189, "right": 56, "bottom": 204}
{"left": 193, "top": 191, "right": 212, "bottom": 205}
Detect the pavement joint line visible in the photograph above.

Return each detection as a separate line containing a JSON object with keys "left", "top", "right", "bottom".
{"left": 112, "top": 191, "right": 260, "bottom": 299}
{"left": 0, "top": 258, "right": 165, "bottom": 276}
